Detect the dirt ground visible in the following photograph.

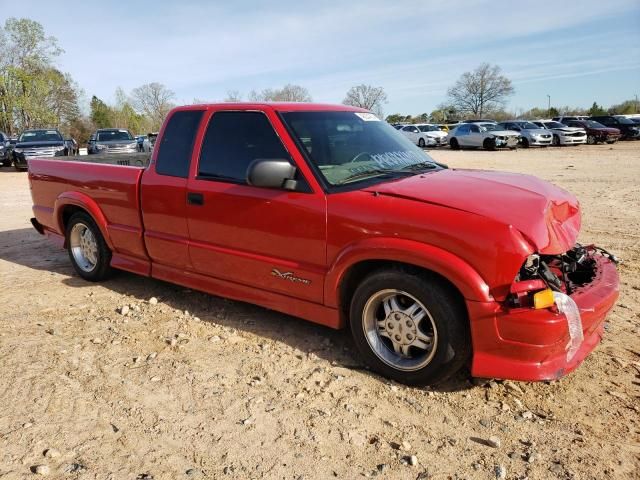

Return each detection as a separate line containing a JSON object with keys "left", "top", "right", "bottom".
{"left": 0, "top": 143, "right": 638, "bottom": 480}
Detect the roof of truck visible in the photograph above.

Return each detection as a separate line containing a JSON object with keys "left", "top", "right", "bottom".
{"left": 175, "top": 102, "right": 370, "bottom": 113}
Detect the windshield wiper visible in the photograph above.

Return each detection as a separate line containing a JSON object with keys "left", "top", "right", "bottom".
{"left": 396, "top": 161, "right": 439, "bottom": 172}
{"left": 335, "top": 169, "right": 413, "bottom": 185}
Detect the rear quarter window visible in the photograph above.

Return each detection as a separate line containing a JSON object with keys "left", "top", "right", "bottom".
{"left": 155, "top": 110, "right": 204, "bottom": 178}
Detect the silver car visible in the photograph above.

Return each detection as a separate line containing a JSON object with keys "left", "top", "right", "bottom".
{"left": 88, "top": 128, "right": 138, "bottom": 155}
{"left": 497, "top": 121, "right": 553, "bottom": 147}
{"left": 532, "top": 121, "right": 586, "bottom": 146}
{"left": 447, "top": 122, "right": 521, "bottom": 150}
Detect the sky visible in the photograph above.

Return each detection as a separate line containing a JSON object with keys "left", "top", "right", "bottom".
{"left": 3, "top": 0, "right": 640, "bottom": 115}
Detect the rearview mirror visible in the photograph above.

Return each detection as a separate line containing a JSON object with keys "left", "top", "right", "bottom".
{"left": 247, "top": 159, "right": 297, "bottom": 190}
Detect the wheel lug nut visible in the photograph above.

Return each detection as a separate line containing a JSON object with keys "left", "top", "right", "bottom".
{"left": 407, "top": 334, "right": 413, "bottom": 340}
{"left": 395, "top": 335, "right": 401, "bottom": 341}
{"left": 405, "top": 320, "right": 412, "bottom": 327}
{"left": 387, "top": 323, "right": 394, "bottom": 329}
{"left": 394, "top": 314, "right": 401, "bottom": 320}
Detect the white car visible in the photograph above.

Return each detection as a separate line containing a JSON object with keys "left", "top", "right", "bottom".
{"left": 533, "top": 121, "right": 587, "bottom": 146}
{"left": 399, "top": 124, "right": 447, "bottom": 147}
{"left": 447, "top": 122, "right": 520, "bottom": 150}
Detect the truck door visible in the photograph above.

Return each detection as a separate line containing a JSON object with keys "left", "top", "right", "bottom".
{"left": 185, "top": 109, "right": 326, "bottom": 303}
{"left": 141, "top": 108, "right": 204, "bottom": 269}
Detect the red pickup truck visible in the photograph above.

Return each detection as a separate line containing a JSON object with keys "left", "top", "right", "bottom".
{"left": 28, "top": 103, "right": 619, "bottom": 385}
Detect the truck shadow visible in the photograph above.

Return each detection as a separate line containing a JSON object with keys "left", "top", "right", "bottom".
{"left": 0, "top": 226, "right": 473, "bottom": 392}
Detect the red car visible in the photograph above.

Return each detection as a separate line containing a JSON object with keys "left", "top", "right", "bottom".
{"left": 564, "top": 119, "right": 621, "bottom": 144}
{"left": 28, "top": 103, "right": 619, "bottom": 385}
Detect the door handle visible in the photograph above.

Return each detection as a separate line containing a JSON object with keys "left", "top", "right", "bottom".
{"left": 187, "top": 192, "right": 204, "bottom": 206}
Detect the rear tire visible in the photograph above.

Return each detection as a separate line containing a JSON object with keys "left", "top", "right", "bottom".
{"left": 349, "top": 269, "right": 471, "bottom": 386}
{"left": 521, "top": 138, "right": 530, "bottom": 148}
{"left": 449, "top": 138, "right": 460, "bottom": 150}
{"left": 66, "top": 212, "right": 113, "bottom": 281}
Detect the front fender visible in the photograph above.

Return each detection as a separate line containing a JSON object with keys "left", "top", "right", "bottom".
{"left": 324, "top": 237, "right": 493, "bottom": 307}
{"left": 53, "top": 191, "right": 114, "bottom": 249}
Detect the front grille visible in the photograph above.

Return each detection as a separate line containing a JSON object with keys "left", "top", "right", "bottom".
{"left": 105, "top": 144, "right": 137, "bottom": 153}
{"left": 569, "top": 132, "right": 585, "bottom": 137}
{"left": 540, "top": 134, "right": 551, "bottom": 139}
{"left": 23, "top": 147, "right": 58, "bottom": 158}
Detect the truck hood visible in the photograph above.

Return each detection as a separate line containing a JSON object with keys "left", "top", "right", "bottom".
{"left": 365, "top": 169, "right": 580, "bottom": 254}
{"left": 96, "top": 139, "right": 137, "bottom": 145}
{"left": 16, "top": 140, "right": 64, "bottom": 148}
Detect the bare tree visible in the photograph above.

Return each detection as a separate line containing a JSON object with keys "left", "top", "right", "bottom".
{"left": 446, "top": 63, "right": 514, "bottom": 118}
{"left": 224, "top": 90, "right": 242, "bottom": 102}
{"left": 131, "top": 82, "right": 175, "bottom": 130}
{"left": 248, "top": 84, "right": 312, "bottom": 102}
{"left": 342, "top": 84, "right": 387, "bottom": 117}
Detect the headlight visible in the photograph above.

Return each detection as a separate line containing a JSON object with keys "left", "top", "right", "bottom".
{"left": 14, "top": 148, "right": 23, "bottom": 154}
{"left": 96, "top": 144, "right": 107, "bottom": 150}
{"left": 55, "top": 145, "right": 65, "bottom": 152}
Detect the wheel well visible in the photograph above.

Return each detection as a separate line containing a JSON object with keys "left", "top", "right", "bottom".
{"left": 60, "top": 205, "right": 86, "bottom": 231}
{"left": 338, "top": 260, "right": 468, "bottom": 328}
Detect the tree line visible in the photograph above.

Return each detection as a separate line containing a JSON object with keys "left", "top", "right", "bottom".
{"left": 1, "top": 17, "right": 637, "bottom": 145}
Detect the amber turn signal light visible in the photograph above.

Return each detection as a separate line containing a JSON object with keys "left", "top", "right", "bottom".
{"left": 533, "top": 288, "right": 555, "bottom": 309}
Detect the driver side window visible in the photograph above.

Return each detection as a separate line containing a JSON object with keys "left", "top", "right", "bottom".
{"left": 198, "top": 111, "right": 292, "bottom": 183}
{"left": 470, "top": 124, "right": 480, "bottom": 133}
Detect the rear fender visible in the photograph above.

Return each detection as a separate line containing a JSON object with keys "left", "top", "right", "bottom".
{"left": 53, "top": 191, "right": 114, "bottom": 249}
{"left": 325, "top": 237, "right": 493, "bottom": 308}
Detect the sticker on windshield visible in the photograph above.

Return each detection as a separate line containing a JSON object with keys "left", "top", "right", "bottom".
{"left": 354, "top": 112, "right": 380, "bottom": 122}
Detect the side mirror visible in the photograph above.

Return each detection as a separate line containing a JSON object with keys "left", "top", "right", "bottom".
{"left": 247, "top": 159, "right": 297, "bottom": 190}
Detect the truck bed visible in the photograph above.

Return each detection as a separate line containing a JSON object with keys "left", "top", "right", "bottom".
{"left": 29, "top": 156, "right": 150, "bottom": 272}
{"left": 58, "top": 152, "right": 151, "bottom": 167}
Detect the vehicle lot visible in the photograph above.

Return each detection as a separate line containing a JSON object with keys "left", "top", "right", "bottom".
{"left": 0, "top": 143, "right": 638, "bottom": 479}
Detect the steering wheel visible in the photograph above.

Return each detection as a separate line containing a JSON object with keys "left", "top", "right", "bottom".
{"left": 349, "top": 152, "right": 373, "bottom": 163}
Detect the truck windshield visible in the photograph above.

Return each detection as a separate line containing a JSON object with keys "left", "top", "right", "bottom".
{"left": 19, "top": 130, "right": 63, "bottom": 142}
{"left": 97, "top": 130, "right": 133, "bottom": 141}
{"left": 281, "top": 111, "right": 438, "bottom": 185}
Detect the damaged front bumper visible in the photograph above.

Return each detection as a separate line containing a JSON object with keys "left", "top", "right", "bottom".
{"left": 467, "top": 248, "right": 619, "bottom": 381}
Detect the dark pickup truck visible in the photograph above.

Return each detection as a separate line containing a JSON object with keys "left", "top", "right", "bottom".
{"left": 28, "top": 102, "right": 619, "bottom": 386}
{"left": 13, "top": 128, "right": 70, "bottom": 170}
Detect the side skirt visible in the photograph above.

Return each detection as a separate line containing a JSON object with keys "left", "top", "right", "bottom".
{"left": 152, "top": 263, "right": 341, "bottom": 329}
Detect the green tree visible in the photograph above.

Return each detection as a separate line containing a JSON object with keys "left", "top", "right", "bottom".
{"left": 588, "top": 102, "right": 607, "bottom": 116}
{"left": 90, "top": 95, "right": 112, "bottom": 128}
{"left": 0, "top": 17, "right": 78, "bottom": 135}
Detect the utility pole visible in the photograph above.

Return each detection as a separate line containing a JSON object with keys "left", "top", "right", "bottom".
{"left": 547, "top": 94, "right": 551, "bottom": 117}
{"left": 636, "top": 94, "right": 638, "bottom": 113}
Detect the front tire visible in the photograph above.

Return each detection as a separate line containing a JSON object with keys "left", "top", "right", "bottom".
{"left": 483, "top": 138, "right": 496, "bottom": 151}
{"left": 552, "top": 134, "right": 560, "bottom": 146}
{"left": 449, "top": 138, "right": 460, "bottom": 150}
{"left": 349, "top": 269, "right": 470, "bottom": 386}
{"left": 587, "top": 135, "right": 596, "bottom": 145}
{"left": 418, "top": 138, "right": 426, "bottom": 148}
{"left": 66, "top": 212, "right": 113, "bottom": 281}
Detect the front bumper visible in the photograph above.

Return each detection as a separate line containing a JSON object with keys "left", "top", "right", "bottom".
{"left": 495, "top": 136, "right": 519, "bottom": 148}
{"left": 468, "top": 253, "right": 619, "bottom": 381}
{"left": 528, "top": 135, "right": 553, "bottom": 146}
{"left": 558, "top": 134, "right": 586, "bottom": 145}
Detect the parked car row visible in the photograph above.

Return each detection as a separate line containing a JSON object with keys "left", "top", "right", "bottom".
{"left": 393, "top": 114, "right": 639, "bottom": 151}
{"left": 1, "top": 126, "right": 154, "bottom": 170}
